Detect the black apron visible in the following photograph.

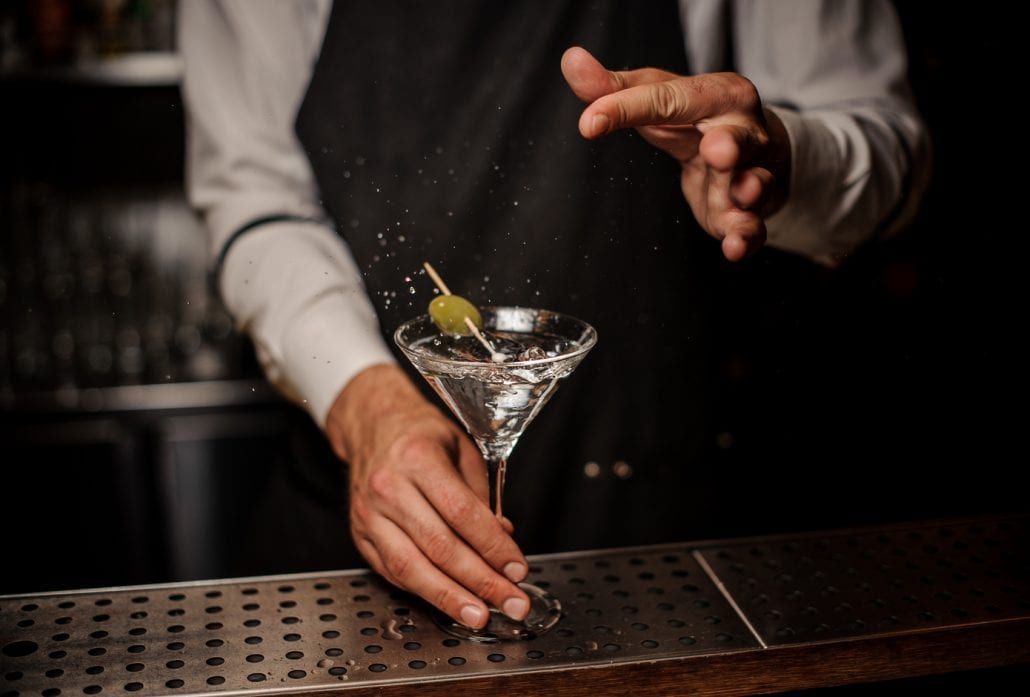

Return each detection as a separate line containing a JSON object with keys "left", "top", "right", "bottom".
{"left": 296, "top": 0, "right": 730, "bottom": 553}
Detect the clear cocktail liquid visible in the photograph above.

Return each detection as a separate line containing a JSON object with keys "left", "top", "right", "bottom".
{"left": 411, "top": 330, "right": 581, "bottom": 461}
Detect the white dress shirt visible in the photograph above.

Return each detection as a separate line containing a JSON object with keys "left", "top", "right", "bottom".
{"left": 178, "top": 0, "right": 930, "bottom": 428}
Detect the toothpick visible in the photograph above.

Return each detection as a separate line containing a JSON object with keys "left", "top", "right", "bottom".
{"left": 423, "top": 261, "right": 505, "bottom": 361}
{"left": 422, "top": 262, "right": 452, "bottom": 296}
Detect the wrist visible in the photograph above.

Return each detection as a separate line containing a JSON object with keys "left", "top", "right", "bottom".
{"left": 326, "top": 363, "right": 423, "bottom": 463}
{"left": 762, "top": 106, "right": 792, "bottom": 217}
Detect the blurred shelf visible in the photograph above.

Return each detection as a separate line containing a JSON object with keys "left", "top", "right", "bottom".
{"left": 0, "top": 378, "right": 280, "bottom": 414}
{"left": 0, "top": 52, "right": 181, "bottom": 87}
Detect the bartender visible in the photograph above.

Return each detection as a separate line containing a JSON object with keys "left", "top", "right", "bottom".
{"left": 178, "top": 0, "right": 929, "bottom": 630}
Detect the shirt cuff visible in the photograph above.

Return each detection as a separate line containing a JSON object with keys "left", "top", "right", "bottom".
{"left": 764, "top": 105, "right": 847, "bottom": 267}
{"left": 220, "top": 222, "right": 396, "bottom": 428}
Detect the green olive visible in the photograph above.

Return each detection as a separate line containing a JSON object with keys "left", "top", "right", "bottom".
{"left": 428, "top": 295, "right": 483, "bottom": 334}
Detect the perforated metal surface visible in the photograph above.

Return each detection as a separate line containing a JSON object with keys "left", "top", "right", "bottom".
{"left": 1, "top": 547, "right": 755, "bottom": 696}
{"left": 698, "top": 517, "right": 1030, "bottom": 646}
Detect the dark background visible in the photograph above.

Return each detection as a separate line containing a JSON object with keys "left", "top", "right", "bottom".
{"left": 0, "top": 1, "right": 1024, "bottom": 595}
{"left": 0, "top": 2, "right": 1026, "bottom": 693}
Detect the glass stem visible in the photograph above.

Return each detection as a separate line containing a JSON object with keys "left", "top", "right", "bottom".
{"left": 488, "top": 457, "right": 508, "bottom": 520}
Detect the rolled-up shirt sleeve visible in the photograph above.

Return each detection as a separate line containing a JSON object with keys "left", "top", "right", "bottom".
{"left": 178, "top": 0, "right": 395, "bottom": 427}
{"left": 686, "top": 0, "right": 931, "bottom": 267}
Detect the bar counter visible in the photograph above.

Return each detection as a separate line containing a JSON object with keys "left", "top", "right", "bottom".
{"left": 3, "top": 514, "right": 1027, "bottom": 696}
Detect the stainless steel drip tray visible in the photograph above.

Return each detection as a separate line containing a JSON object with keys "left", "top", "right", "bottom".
{"left": 4, "top": 517, "right": 1028, "bottom": 696}
{"left": 1, "top": 546, "right": 757, "bottom": 696}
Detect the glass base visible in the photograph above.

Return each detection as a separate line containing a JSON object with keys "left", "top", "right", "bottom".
{"left": 431, "top": 583, "right": 561, "bottom": 643}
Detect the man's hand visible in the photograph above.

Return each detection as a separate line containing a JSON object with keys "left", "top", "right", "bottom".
{"left": 325, "top": 364, "right": 530, "bottom": 629}
{"left": 561, "top": 46, "right": 791, "bottom": 261}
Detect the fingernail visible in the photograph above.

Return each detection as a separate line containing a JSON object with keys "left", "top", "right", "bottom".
{"left": 590, "top": 113, "right": 610, "bottom": 136}
{"left": 503, "top": 561, "right": 527, "bottom": 583}
{"left": 460, "top": 605, "right": 484, "bottom": 628}
{"left": 502, "top": 597, "right": 529, "bottom": 621}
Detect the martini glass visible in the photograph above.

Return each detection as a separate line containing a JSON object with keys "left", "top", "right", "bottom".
{"left": 394, "top": 305, "right": 597, "bottom": 641}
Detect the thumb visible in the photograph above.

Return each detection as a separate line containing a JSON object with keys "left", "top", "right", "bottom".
{"left": 561, "top": 46, "right": 620, "bottom": 102}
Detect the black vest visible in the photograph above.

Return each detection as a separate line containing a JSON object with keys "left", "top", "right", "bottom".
{"left": 296, "top": 1, "right": 730, "bottom": 552}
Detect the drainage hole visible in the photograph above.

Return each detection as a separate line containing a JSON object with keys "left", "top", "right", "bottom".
{"left": 86, "top": 667, "right": 104, "bottom": 675}
{"left": 246, "top": 674, "right": 265, "bottom": 683}
{"left": 164, "top": 681, "right": 183, "bottom": 690}
{"left": 328, "top": 667, "right": 347, "bottom": 676}
{"left": 641, "top": 640, "right": 659, "bottom": 648}
{"left": 442, "top": 639, "right": 460, "bottom": 647}
{"left": 564, "top": 647, "right": 582, "bottom": 657}
{"left": 166, "top": 642, "right": 184, "bottom": 651}
{"left": 322, "top": 631, "right": 340, "bottom": 639}
{"left": 43, "top": 688, "right": 61, "bottom": 697}
{"left": 447, "top": 657, "right": 466, "bottom": 666}
{"left": 123, "top": 683, "right": 142, "bottom": 692}
{"left": 87, "top": 649, "right": 105, "bottom": 657}
{"left": 364, "top": 645, "right": 382, "bottom": 654}
{"left": 369, "top": 664, "right": 387, "bottom": 673}
{"left": 83, "top": 687, "right": 101, "bottom": 694}
{"left": 205, "top": 658, "right": 223, "bottom": 667}
{"left": 360, "top": 627, "right": 377, "bottom": 636}
{"left": 49, "top": 651, "right": 67, "bottom": 660}
{"left": 245, "top": 636, "right": 262, "bottom": 645}
{"left": 205, "top": 677, "right": 224, "bottom": 686}
{"left": 127, "top": 628, "right": 146, "bottom": 637}
{"left": 408, "top": 661, "right": 426, "bottom": 670}
{"left": 279, "top": 601, "right": 297, "bottom": 609}
{"left": 45, "top": 669, "right": 63, "bottom": 678}
{"left": 488, "top": 654, "right": 506, "bottom": 663}
{"left": 403, "top": 642, "right": 421, "bottom": 651}
{"left": 125, "top": 663, "right": 144, "bottom": 673}
{"left": 89, "top": 631, "right": 107, "bottom": 639}
{"left": 325, "top": 648, "right": 343, "bottom": 657}
{"left": 285, "top": 651, "right": 304, "bottom": 660}
{"left": 245, "top": 655, "right": 264, "bottom": 663}
{"left": 283, "top": 633, "right": 301, "bottom": 642}
{"left": 603, "top": 643, "right": 621, "bottom": 653}
{"left": 205, "top": 640, "right": 222, "bottom": 648}
{"left": 287, "top": 670, "right": 306, "bottom": 679}
{"left": 165, "top": 661, "right": 183, "bottom": 670}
